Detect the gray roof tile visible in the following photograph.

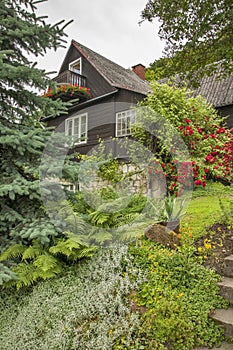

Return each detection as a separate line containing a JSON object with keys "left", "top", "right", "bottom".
{"left": 194, "top": 70, "right": 233, "bottom": 107}
{"left": 159, "top": 68, "right": 233, "bottom": 108}
{"left": 72, "top": 40, "right": 151, "bottom": 95}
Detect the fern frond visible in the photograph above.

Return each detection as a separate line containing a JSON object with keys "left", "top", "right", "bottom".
{"left": 0, "top": 244, "right": 26, "bottom": 262}
{"left": 36, "top": 266, "right": 63, "bottom": 280}
{"left": 49, "top": 236, "right": 96, "bottom": 261}
{"left": 65, "top": 231, "right": 89, "bottom": 245}
{"left": 90, "top": 211, "right": 111, "bottom": 227}
{"left": 112, "top": 213, "right": 139, "bottom": 227}
{"left": 88, "top": 229, "right": 113, "bottom": 244}
{"left": 65, "top": 214, "right": 89, "bottom": 235}
{"left": 22, "top": 240, "right": 44, "bottom": 261}
{"left": 74, "top": 247, "right": 97, "bottom": 259}
{"left": 49, "top": 238, "right": 78, "bottom": 257}
{"left": 12, "top": 262, "right": 38, "bottom": 289}
{"left": 33, "top": 253, "right": 60, "bottom": 273}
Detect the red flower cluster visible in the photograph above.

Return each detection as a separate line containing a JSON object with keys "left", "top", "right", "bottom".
{"left": 176, "top": 118, "right": 233, "bottom": 188}
{"left": 42, "top": 84, "right": 91, "bottom": 99}
{"left": 149, "top": 115, "right": 233, "bottom": 195}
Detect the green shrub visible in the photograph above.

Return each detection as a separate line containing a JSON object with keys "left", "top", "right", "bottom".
{"left": 125, "top": 238, "right": 228, "bottom": 349}
{"left": 0, "top": 245, "right": 143, "bottom": 350}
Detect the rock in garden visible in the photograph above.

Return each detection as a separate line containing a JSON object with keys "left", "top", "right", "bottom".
{"left": 144, "top": 223, "right": 180, "bottom": 249}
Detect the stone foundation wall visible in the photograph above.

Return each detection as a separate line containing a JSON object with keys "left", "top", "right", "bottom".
{"left": 79, "top": 162, "right": 166, "bottom": 198}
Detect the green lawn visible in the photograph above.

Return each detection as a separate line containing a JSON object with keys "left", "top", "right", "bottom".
{"left": 181, "top": 182, "right": 233, "bottom": 239}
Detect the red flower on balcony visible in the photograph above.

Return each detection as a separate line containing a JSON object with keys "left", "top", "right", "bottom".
{"left": 42, "top": 84, "right": 91, "bottom": 100}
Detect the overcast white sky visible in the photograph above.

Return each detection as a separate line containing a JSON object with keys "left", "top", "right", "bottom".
{"left": 35, "top": 0, "right": 164, "bottom": 76}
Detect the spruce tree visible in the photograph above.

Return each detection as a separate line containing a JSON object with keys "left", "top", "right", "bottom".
{"left": 0, "top": 0, "right": 73, "bottom": 283}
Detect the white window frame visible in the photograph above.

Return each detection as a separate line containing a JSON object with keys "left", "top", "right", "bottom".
{"left": 62, "top": 183, "right": 77, "bottom": 192}
{"left": 65, "top": 113, "right": 88, "bottom": 145}
{"left": 69, "top": 58, "right": 82, "bottom": 75}
{"left": 116, "top": 109, "right": 136, "bottom": 137}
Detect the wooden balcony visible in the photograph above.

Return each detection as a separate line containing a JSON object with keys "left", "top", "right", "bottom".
{"left": 53, "top": 70, "right": 87, "bottom": 87}
{"left": 47, "top": 70, "right": 90, "bottom": 102}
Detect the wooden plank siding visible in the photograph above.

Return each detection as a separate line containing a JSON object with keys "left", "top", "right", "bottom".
{"left": 46, "top": 89, "right": 146, "bottom": 157}
{"left": 115, "top": 89, "right": 146, "bottom": 106}
{"left": 57, "top": 45, "right": 115, "bottom": 98}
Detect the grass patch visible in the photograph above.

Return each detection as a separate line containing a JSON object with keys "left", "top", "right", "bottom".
{"left": 181, "top": 182, "right": 233, "bottom": 239}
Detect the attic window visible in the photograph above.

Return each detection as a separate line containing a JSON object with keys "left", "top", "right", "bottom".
{"left": 69, "top": 58, "right": 82, "bottom": 75}
{"left": 116, "top": 109, "right": 136, "bottom": 137}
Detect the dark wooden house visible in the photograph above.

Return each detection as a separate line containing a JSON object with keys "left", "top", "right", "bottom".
{"left": 44, "top": 40, "right": 233, "bottom": 157}
{"left": 43, "top": 40, "right": 151, "bottom": 156}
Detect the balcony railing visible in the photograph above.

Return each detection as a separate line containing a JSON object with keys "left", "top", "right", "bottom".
{"left": 53, "top": 70, "right": 87, "bottom": 87}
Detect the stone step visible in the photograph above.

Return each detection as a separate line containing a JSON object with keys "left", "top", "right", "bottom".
{"left": 218, "top": 277, "right": 233, "bottom": 305}
{"left": 224, "top": 255, "right": 233, "bottom": 277}
{"left": 210, "top": 308, "right": 233, "bottom": 339}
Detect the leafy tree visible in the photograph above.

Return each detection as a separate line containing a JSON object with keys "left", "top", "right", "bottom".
{"left": 141, "top": 0, "right": 233, "bottom": 85}
{"left": 145, "top": 57, "right": 174, "bottom": 81}
{"left": 0, "top": 0, "right": 81, "bottom": 284}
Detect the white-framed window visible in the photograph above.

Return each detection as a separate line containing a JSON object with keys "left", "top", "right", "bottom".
{"left": 65, "top": 113, "right": 87, "bottom": 144}
{"left": 116, "top": 109, "right": 136, "bottom": 137}
{"left": 69, "top": 58, "right": 82, "bottom": 75}
{"left": 62, "top": 182, "right": 77, "bottom": 192}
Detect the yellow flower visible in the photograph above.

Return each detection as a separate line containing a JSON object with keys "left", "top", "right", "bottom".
{"left": 205, "top": 243, "right": 212, "bottom": 249}
{"left": 177, "top": 292, "right": 184, "bottom": 298}
{"left": 198, "top": 247, "right": 203, "bottom": 253}
{"left": 204, "top": 239, "right": 212, "bottom": 250}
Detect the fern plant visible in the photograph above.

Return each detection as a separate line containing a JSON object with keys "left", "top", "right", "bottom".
{"left": 0, "top": 240, "right": 61, "bottom": 289}
{"left": 69, "top": 191, "right": 148, "bottom": 246}
{"left": 49, "top": 232, "right": 96, "bottom": 262}
{"left": 0, "top": 233, "right": 96, "bottom": 289}
{"left": 88, "top": 194, "right": 146, "bottom": 228}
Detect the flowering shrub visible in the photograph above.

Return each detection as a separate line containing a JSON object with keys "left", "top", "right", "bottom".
{"left": 42, "top": 84, "right": 91, "bottom": 99}
{"left": 177, "top": 116, "right": 233, "bottom": 186}
{"left": 137, "top": 82, "right": 233, "bottom": 194}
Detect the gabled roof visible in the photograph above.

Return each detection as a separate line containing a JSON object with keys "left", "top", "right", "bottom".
{"left": 71, "top": 40, "right": 151, "bottom": 95}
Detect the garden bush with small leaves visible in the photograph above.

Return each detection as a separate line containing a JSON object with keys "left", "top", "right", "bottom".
{"left": 0, "top": 245, "right": 143, "bottom": 350}
{"left": 124, "top": 238, "right": 228, "bottom": 349}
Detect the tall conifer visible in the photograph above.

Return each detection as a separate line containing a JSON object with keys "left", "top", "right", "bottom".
{"left": 0, "top": 0, "right": 71, "bottom": 280}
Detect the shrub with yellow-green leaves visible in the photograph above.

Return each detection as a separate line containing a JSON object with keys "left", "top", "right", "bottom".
{"left": 124, "top": 238, "right": 228, "bottom": 350}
